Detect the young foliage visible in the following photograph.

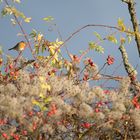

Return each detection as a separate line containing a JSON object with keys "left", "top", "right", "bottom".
{"left": 89, "top": 41, "right": 104, "bottom": 53}
{"left": 43, "top": 16, "right": 54, "bottom": 22}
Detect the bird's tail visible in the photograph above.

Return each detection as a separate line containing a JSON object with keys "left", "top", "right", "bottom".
{"left": 8, "top": 48, "right": 13, "bottom": 50}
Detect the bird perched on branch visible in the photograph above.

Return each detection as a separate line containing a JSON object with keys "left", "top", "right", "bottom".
{"left": 8, "top": 41, "right": 27, "bottom": 52}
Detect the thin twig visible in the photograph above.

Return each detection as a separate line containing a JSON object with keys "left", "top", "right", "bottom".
{"left": 45, "top": 24, "right": 133, "bottom": 65}
{"left": 4, "top": 0, "right": 36, "bottom": 59}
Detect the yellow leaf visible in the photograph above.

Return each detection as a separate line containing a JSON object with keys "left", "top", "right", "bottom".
{"left": 117, "top": 18, "right": 126, "bottom": 32}
{"left": 39, "top": 93, "right": 45, "bottom": 99}
{"left": 44, "top": 97, "right": 52, "bottom": 103}
{"left": 41, "top": 83, "right": 51, "bottom": 91}
{"left": 120, "top": 37, "right": 126, "bottom": 44}
{"left": 32, "top": 100, "right": 40, "bottom": 105}
{"left": 107, "top": 35, "right": 118, "bottom": 44}
{"left": 49, "top": 46, "right": 55, "bottom": 55}
{"left": 42, "top": 106, "right": 48, "bottom": 111}
{"left": 24, "top": 17, "right": 32, "bottom": 23}
{"left": 37, "top": 34, "right": 43, "bottom": 42}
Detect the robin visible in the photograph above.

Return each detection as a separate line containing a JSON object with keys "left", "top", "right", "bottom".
{"left": 8, "top": 41, "right": 27, "bottom": 52}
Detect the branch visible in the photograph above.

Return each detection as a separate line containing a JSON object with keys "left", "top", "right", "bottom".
{"left": 45, "top": 24, "right": 132, "bottom": 65}
{"left": 122, "top": 0, "right": 140, "bottom": 57}
{"left": 119, "top": 44, "right": 140, "bottom": 92}
{"left": 3, "top": 0, "right": 36, "bottom": 59}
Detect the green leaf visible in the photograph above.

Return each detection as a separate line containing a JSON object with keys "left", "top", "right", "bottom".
{"left": 1, "top": 6, "right": 26, "bottom": 19}
{"left": 43, "top": 16, "right": 54, "bottom": 22}
{"left": 1, "top": 7, "right": 9, "bottom": 16}
{"left": 89, "top": 41, "right": 97, "bottom": 50}
{"left": 93, "top": 32, "right": 103, "bottom": 41}
{"left": 41, "top": 45, "right": 46, "bottom": 53}
{"left": 95, "top": 45, "right": 104, "bottom": 53}
{"left": 89, "top": 42, "right": 104, "bottom": 53}
{"left": 107, "top": 35, "right": 118, "bottom": 44}
{"left": 35, "top": 45, "right": 39, "bottom": 54}
{"left": 29, "top": 29, "right": 37, "bottom": 38}
{"left": 44, "top": 97, "right": 52, "bottom": 103}
{"left": 117, "top": 18, "right": 126, "bottom": 31}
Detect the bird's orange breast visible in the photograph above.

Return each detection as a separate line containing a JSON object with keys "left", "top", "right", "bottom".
{"left": 19, "top": 42, "right": 26, "bottom": 51}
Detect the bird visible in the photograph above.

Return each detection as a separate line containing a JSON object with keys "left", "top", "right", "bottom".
{"left": 8, "top": 41, "right": 26, "bottom": 52}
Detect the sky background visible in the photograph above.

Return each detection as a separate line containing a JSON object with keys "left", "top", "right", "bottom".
{"left": 0, "top": 0, "right": 140, "bottom": 86}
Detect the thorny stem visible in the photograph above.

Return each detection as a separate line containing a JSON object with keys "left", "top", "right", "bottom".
{"left": 4, "top": 0, "right": 36, "bottom": 60}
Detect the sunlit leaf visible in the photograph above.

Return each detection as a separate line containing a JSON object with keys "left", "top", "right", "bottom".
{"left": 89, "top": 41, "right": 97, "bottom": 50}
{"left": 29, "top": 29, "right": 37, "bottom": 38}
{"left": 93, "top": 32, "right": 103, "bottom": 41}
{"left": 39, "top": 93, "right": 45, "bottom": 99}
{"left": 44, "top": 97, "right": 52, "bottom": 103}
{"left": 11, "top": 18, "right": 16, "bottom": 25}
{"left": 42, "top": 106, "right": 47, "bottom": 111}
{"left": 41, "top": 83, "right": 51, "bottom": 91}
{"left": 43, "top": 16, "right": 54, "bottom": 22}
{"left": 117, "top": 18, "right": 126, "bottom": 32}
{"left": 1, "top": 7, "right": 9, "bottom": 16}
{"left": 120, "top": 37, "right": 126, "bottom": 44}
{"left": 1, "top": 6, "right": 26, "bottom": 19}
{"left": 41, "top": 45, "right": 46, "bottom": 53}
{"left": 32, "top": 100, "right": 40, "bottom": 106}
{"left": 37, "top": 34, "right": 43, "bottom": 42}
{"left": 35, "top": 46, "right": 39, "bottom": 54}
{"left": 107, "top": 35, "right": 118, "bottom": 44}
{"left": 95, "top": 45, "right": 104, "bottom": 53}
{"left": 24, "top": 17, "right": 31, "bottom": 23}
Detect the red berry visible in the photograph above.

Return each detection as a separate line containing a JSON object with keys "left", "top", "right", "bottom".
{"left": 107, "top": 55, "right": 114, "bottom": 65}
{"left": 81, "top": 122, "right": 91, "bottom": 128}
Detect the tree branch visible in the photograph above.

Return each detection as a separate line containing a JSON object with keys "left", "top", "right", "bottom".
{"left": 122, "top": 0, "right": 140, "bottom": 57}
{"left": 119, "top": 44, "right": 140, "bottom": 92}
{"left": 3, "top": 0, "right": 36, "bottom": 59}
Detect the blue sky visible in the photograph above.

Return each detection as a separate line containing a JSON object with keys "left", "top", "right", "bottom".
{"left": 0, "top": 0, "right": 140, "bottom": 83}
